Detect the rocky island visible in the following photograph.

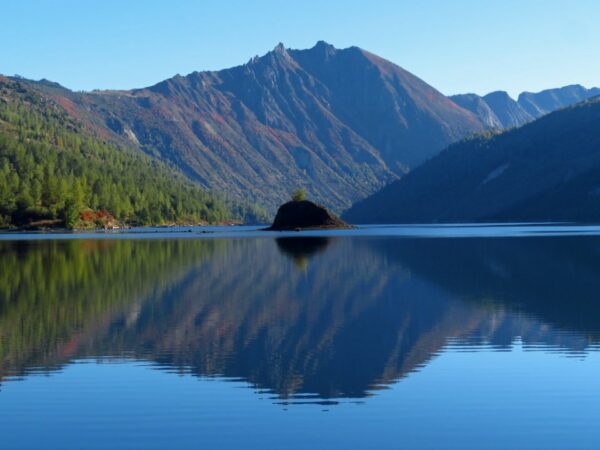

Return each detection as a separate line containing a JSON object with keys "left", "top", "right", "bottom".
{"left": 267, "top": 193, "right": 352, "bottom": 231}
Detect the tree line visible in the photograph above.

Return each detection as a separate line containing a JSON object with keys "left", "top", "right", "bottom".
{"left": 0, "top": 83, "right": 261, "bottom": 228}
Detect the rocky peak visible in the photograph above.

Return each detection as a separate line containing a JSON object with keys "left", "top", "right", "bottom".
{"left": 261, "top": 42, "right": 296, "bottom": 67}
{"left": 273, "top": 42, "right": 287, "bottom": 54}
{"left": 312, "top": 40, "right": 337, "bottom": 57}
{"left": 483, "top": 91, "right": 533, "bottom": 128}
{"left": 483, "top": 90, "right": 514, "bottom": 103}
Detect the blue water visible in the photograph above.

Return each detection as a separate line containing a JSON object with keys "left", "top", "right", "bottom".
{"left": 1, "top": 224, "right": 600, "bottom": 449}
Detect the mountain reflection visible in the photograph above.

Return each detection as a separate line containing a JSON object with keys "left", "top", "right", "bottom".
{"left": 1, "top": 235, "right": 600, "bottom": 401}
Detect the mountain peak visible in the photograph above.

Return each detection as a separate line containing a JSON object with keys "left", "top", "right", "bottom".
{"left": 310, "top": 40, "right": 337, "bottom": 59}
{"left": 313, "top": 40, "right": 335, "bottom": 50}
{"left": 484, "top": 90, "right": 514, "bottom": 102}
{"left": 273, "top": 42, "right": 286, "bottom": 53}
{"left": 314, "top": 40, "right": 332, "bottom": 47}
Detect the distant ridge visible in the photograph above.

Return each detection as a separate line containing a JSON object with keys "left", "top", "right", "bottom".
{"left": 451, "top": 84, "right": 600, "bottom": 129}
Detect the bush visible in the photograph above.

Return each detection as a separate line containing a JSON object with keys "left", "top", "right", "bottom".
{"left": 291, "top": 188, "right": 306, "bottom": 202}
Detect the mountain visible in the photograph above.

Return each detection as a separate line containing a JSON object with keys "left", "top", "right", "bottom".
{"left": 519, "top": 85, "right": 600, "bottom": 117}
{"left": 0, "top": 76, "right": 254, "bottom": 228}
{"left": 343, "top": 98, "right": 600, "bottom": 223}
{"left": 448, "top": 93, "right": 503, "bottom": 128}
{"left": 12, "top": 42, "right": 485, "bottom": 213}
{"left": 451, "top": 84, "right": 600, "bottom": 129}
{"left": 7, "top": 43, "right": 598, "bottom": 216}
{"left": 481, "top": 90, "right": 534, "bottom": 128}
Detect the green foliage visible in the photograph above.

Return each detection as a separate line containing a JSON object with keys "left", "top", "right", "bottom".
{"left": 224, "top": 198, "right": 270, "bottom": 224}
{"left": 0, "top": 81, "right": 233, "bottom": 228}
{"left": 62, "top": 197, "right": 81, "bottom": 228}
{"left": 291, "top": 188, "right": 306, "bottom": 202}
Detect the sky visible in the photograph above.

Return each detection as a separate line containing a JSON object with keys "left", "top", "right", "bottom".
{"left": 2, "top": 0, "right": 599, "bottom": 97}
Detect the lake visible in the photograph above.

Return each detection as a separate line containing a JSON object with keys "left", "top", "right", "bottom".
{"left": 1, "top": 224, "right": 600, "bottom": 449}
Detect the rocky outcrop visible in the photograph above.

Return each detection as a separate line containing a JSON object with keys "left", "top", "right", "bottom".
{"left": 267, "top": 200, "right": 351, "bottom": 230}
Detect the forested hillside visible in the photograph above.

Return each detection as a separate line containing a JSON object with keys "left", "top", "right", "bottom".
{"left": 0, "top": 77, "right": 263, "bottom": 228}
{"left": 343, "top": 98, "right": 600, "bottom": 223}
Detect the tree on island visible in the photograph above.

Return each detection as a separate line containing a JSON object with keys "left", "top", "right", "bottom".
{"left": 291, "top": 188, "right": 307, "bottom": 202}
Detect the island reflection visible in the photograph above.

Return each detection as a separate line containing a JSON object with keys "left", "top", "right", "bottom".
{"left": 1, "top": 235, "right": 600, "bottom": 402}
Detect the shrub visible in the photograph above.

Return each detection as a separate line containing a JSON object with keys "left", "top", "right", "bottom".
{"left": 291, "top": 188, "right": 306, "bottom": 202}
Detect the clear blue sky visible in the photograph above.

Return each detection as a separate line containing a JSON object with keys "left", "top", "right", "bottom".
{"left": 2, "top": 0, "right": 599, "bottom": 97}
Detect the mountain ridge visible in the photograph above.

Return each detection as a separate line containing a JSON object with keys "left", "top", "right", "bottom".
{"left": 7, "top": 42, "right": 486, "bottom": 213}
{"left": 451, "top": 84, "right": 600, "bottom": 129}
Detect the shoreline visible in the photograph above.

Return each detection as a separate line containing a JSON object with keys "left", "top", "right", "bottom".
{"left": 0, "top": 221, "right": 249, "bottom": 234}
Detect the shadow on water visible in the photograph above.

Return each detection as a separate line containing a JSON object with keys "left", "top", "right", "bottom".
{"left": 1, "top": 234, "right": 600, "bottom": 401}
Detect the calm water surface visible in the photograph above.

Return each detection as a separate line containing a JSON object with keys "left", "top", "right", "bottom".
{"left": 1, "top": 225, "right": 600, "bottom": 449}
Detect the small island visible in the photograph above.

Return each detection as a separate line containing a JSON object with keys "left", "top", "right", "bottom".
{"left": 266, "top": 189, "right": 352, "bottom": 231}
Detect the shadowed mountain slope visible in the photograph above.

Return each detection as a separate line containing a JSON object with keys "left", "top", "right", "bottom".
{"left": 344, "top": 98, "right": 600, "bottom": 223}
